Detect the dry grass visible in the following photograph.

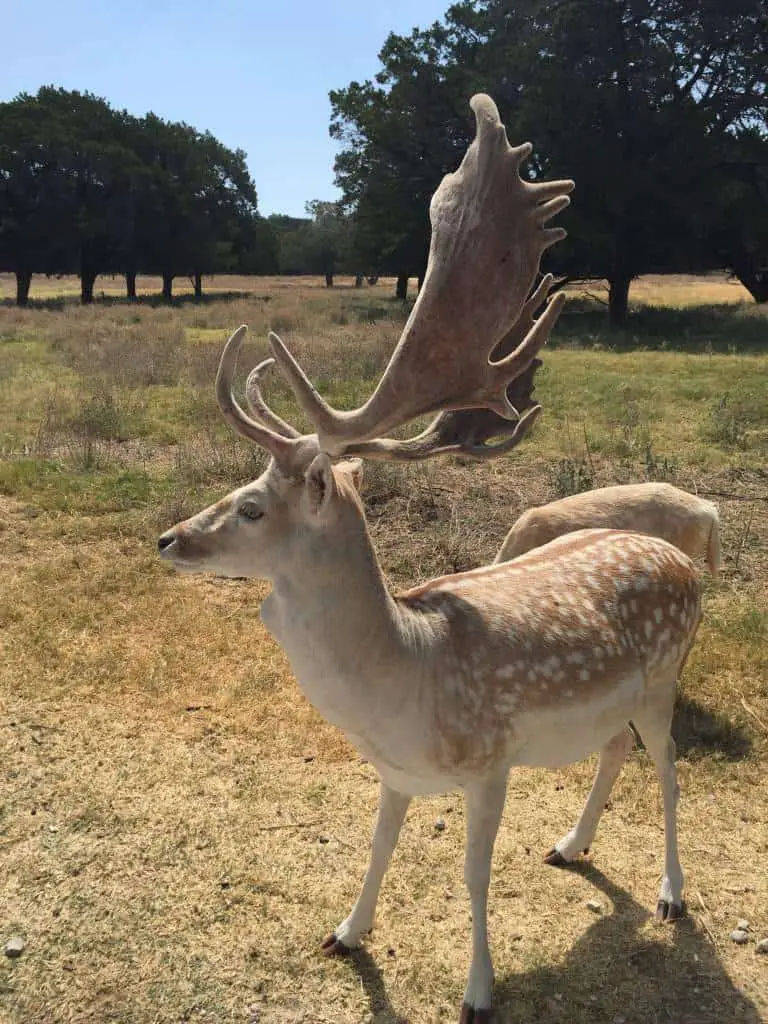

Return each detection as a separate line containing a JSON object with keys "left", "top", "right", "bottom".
{"left": 1, "top": 275, "right": 768, "bottom": 1024}
{"left": 0, "top": 273, "right": 373, "bottom": 302}
{"left": 567, "top": 272, "right": 754, "bottom": 308}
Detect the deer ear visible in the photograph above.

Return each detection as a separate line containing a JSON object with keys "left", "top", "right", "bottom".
{"left": 304, "top": 453, "right": 336, "bottom": 517}
{"left": 336, "top": 458, "right": 364, "bottom": 491}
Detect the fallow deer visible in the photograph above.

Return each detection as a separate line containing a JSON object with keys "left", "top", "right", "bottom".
{"left": 158, "top": 95, "right": 701, "bottom": 1023}
{"left": 496, "top": 482, "right": 721, "bottom": 574}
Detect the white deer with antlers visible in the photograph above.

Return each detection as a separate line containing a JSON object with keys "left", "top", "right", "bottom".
{"left": 158, "top": 95, "right": 702, "bottom": 1023}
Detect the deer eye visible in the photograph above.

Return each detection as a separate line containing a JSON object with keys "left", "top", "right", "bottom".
{"left": 239, "top": 502, "right": 263, "bottom": 522}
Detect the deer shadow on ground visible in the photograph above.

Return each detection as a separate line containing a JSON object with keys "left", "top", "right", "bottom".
{"left": 345, "top": 948, "right": 409, "bottom": 1024}
{"left": 346, "top": 864, "right": 762, "bottom": 1023}
{"left": 672, "top": 693, "right": 753, "bottom": 761}
{"left": 493, "top": 864, "right": 762, "bottom": 1024}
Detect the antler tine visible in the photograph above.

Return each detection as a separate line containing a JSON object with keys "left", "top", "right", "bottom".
{"left": 267, "top": 93, "right": 573, "bottom": 456}
{"left": 494, "top": 272, "right": 554, "bottom": 362}
{"left": 244, "top": 357, "right": 302, "bottom": 439}
{"left": 267, "top": 331, "right": 344, "bottom": 432}
{"left": 215, "top": 326, "right": 302, "bottom": 463}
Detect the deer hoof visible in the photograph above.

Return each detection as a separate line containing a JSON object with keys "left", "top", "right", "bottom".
{"left": 543, "top": 847, "right": 569, "bottom": 867}
{"left": 320, "top": 934, "right": 352, "bottom": 957}
{"left": 459, "top": 1003, "right": 491, "bottom": 1023}
{"left": 655, "top": 900, "right": 684, "bottom": 923}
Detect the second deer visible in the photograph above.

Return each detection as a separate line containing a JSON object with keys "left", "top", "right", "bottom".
{"left": 496, "top": 482, "right": 721, "bottom": 575}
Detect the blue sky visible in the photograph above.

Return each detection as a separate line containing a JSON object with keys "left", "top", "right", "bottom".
{"left": 1, "top": 0, "right": 450, "bottom": 217}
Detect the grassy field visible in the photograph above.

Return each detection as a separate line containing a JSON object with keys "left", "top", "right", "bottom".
{"left": 1, "top": 273, "right": 767, "bottom": 1024}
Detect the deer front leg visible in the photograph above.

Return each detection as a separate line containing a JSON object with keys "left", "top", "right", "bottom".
{"left": 322, "top": 783, "right": 411, "bottom": 955}
{"left": 460, "top": 772, "right": 508, "bottom": 1024}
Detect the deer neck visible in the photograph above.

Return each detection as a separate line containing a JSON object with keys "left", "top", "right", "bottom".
{"left": 261, "top": 513, "right": 414, "bottom": 734}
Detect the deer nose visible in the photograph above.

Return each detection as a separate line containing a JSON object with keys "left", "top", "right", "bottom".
{"left": 158, "top": 533, "right": 176, "bottom": 552}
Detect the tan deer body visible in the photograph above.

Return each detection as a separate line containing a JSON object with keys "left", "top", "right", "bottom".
{"left": 158, "top": 97, "right": 702, "bottom": 1023}
{"left": 257, "top": 505, "right": 699, "bottom": 788}
{"left": 496, "top": 482, "right": 721, "bottom": 574}
{"left": 324, "top": 538, "right": 695, "bottom": 779}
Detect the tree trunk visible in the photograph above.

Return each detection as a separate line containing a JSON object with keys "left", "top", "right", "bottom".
{"left": 80, "top": 269, "right": 97, "bottom": 305}
{"left": 193, "top": 271, "right": 203, "bottom": 299}
{"left": 354, "top": 273, "right": 364, "bottom": 288}
{"left": 324, "top": 272, "right": 334, "bottom": 287}
{"left": 395, "top": 274, "right": 408, "bottom": 300}
{"left": 732, "top": 263, "right": 768, "bottom": 304}
{"left": 126, "top": 271, "right": 137, "bottom": 300}
{"left": 15, "top": 270, "right": 32, "bottom": 307}
{"left": 162, "top": 273, "right": 174, "bottom": 302}
{"left": 608, "top": 274, "right": 631, "bottom": 327}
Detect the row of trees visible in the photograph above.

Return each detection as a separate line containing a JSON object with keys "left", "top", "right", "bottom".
{"left": 0, "top": 87, "right": 282, "bottom": 305}
{"left": 329, "top": 0, "right": 768, "bottom": 322}
{"left": 0, "top": 88, "right": 373, "bottom": 305}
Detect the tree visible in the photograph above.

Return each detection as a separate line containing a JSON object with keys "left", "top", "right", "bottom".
{"left": 482, "top": 0, "right": 767, "bottom": 322}
{"left": 0, "top": 94, "right": 74, "bottom": 304}
{"left": 128, "top": 116, "right": 260, "bottom": 300}
{"left": 303, "top": 200, "right": 353, "bottom": 286}
{"left": 231, "top": 213, "right": 279, "bottom": 276}
{"left": 184, "top": 132, "right": 260, "bottom": 297}
{"left": 0, "top": 87, "right": 139, "bottom": 304}
{"left": 706, "top": 129, "right": 768, "bottom": 302}
{"left": 331, "top": 36, "right": 470, "bottom": 295}
{"left": 265, "top": 207, "right": 353, "bottom": 281}
{"left": 269, "top": 214, "right": 314, "bottom": 274}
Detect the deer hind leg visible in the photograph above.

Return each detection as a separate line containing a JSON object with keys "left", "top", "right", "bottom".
{"left": 632, "top": 710, "right": 684, "bottom": 922}
{"left": 460, "top": 772, "right": 509, "bottom": 1024}
{"left": 544, "top": 726, "right": 635, "bottom": 867}
{"left": 322, "top": 783, "right": 410, "bottom": 956}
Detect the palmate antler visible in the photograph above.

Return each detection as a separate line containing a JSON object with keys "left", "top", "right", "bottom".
{"left": 243, "top": 345, "right": 542, "bottom": 462}
{"left": 243, "top": 274, "right": 552, "bottom": 462}
{"left": 217, "top": 93, "right": 573, "bottom": 466}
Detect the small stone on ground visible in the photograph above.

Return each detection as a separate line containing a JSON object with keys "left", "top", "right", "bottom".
{"left": 730, "top": 929, "right": 750, "bottom": 945}
{"left": 586, "top": 899, "right": 602, "bottom": 913}
{"left": 4, "top": 936, "right": 25, "bottom": 958}
{"left": 756, "top": 937, "right": 768, "bottom": 955}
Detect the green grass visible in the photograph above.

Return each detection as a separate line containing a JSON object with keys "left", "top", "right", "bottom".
{"left": 529, "top": 349, "right": 768, "bottom": 469}
{"left": 0, "top": 459, "right": 156, "bottom": 514}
